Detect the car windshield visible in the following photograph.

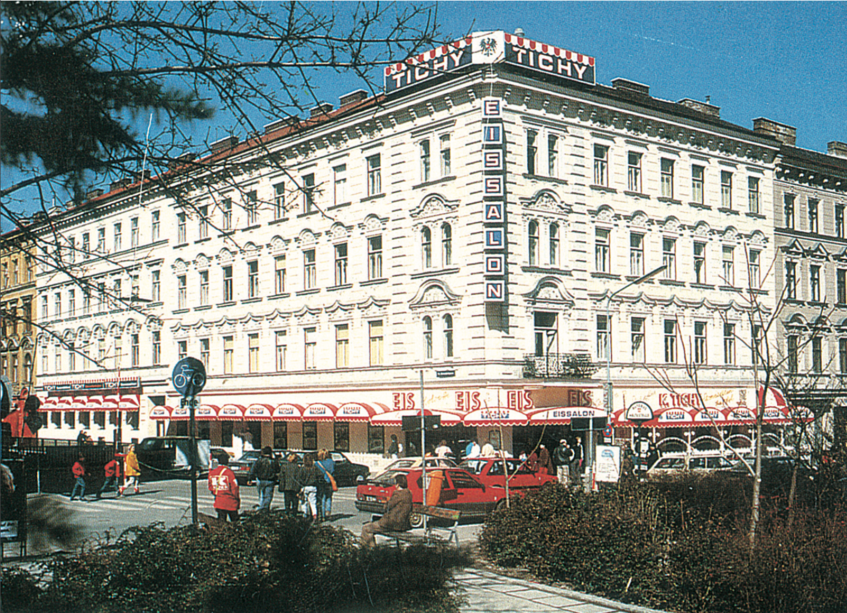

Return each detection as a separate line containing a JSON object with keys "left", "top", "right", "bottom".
{"left": 235, "top": 451, "right": 261, "bottom": 462}
{"left": 652, "top": 457, "right": 686, "bottom": 470}
{"left": 459, "top": 460, "right": 486, "bottom": 474}
{"left": 371, "top": 469, "right": 406, "bottom": 485}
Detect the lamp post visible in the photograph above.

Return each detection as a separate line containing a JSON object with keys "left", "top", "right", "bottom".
{"left": 601, "top": 264, "right": 666, "bottom": 485}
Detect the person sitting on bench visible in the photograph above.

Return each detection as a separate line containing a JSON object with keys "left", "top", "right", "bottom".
{"left": 361, "top": 473, "right": 413, "bottom": 547}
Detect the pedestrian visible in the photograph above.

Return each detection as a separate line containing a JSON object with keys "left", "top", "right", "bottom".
{"left": 70, "top": 454, "right": 87, "bottom": 501}
{"left": 97, "top": 454, "right": 122, "bottom": 499}
{"left": 481, "top": 438, "right": 496, "bottom": 457}
{"left": 120, "top": 443, "right": 141, "bottom": 495}
{"left": 538, "top": 444, "right": 554, "bottom": 475}
{"left": 208, "top": 454, "right": 240, "bottom": 522}
{"left": 526, "top": 449, "right": 539, "bottom": 472}
{"left": 553, "top": 439, "right": 573, "bottom": 485}
{"left": 316, "top": 448, "right": 336, "bottom": 521}
{"left": 387, "top": 434, "right": 401, "bottom": 459}
{"left": 279, "top": 453, "right": 301, "bottom": 515}
{"left": 361, "top": 473, "right": 414, "bottom": 547}
{"left": 573, "top": 436, "right": 585, "bottom": 483}
{"left": 465, "top": 439, "right": 481, "bottom": 458}
{"left": 296, "top": 452, "right": 319, "bottom": 520}
{"left": 519, "top": 449, "right": 528, "bottom": 462}
{"left": 248, "top": 446, "right": 280, "bottom": 512}
{"left": 434, "top": 440, "right": 452, "bottom": 459}
{"left": 76, "top": 429, "right": 92, "bottom": 446}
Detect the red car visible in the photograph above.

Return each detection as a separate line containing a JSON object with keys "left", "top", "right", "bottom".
{"left": 459, "top": 457, "right": 558, "bottom": 490}
{"left": 355, "top": 467, "right": 527, "bottom": 526}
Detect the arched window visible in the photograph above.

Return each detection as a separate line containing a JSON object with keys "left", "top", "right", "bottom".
{"left": 422, "top": 227, "right": 432, "bottom": 269}
{"left": 549, "top": 223, "right": 559, "bottom": 266}
{"left": 423, "top": 316, "right": 433, "bottom": 360}
{"left": 528, "top": 220, "right": 539, "bottom": 266}
{"left": 441, "top": 223, "right": 452, "bottom": 267}
{"left": 23, "top": 353, "right": 32, "bottom": 385}
{"left": 443, "top": 314, "right": 454, "bottom": 358}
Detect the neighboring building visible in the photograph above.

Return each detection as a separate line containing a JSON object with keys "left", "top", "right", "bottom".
{"left": 31, "top": 30, "right": 816, "bottom": 461}
{"left": 0, "top": 226, "right": 37, "bottom": 396}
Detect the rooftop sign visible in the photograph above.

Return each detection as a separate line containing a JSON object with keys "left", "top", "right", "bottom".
{"left": 385, "top": 31, "right": 595, "bottom": 93}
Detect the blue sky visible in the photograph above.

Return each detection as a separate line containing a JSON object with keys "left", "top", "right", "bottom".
{"left": 3, "top": 2, "right": 845, "bottom": 232}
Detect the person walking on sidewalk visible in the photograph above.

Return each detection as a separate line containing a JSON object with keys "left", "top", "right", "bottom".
{"left": 120, "top": 444, "right": 141, "bottom": 495}
{"left": 279, "top": 453, "right": 301, "bottom": 515}
{"left": 316, "top": 448, "right": 336, "bottom": 521}
{"left": 553, "top": 439, "right": 573, "bottom": 486}
{"left": 248, "top": 446, "right": 280, "bottom": 512}
{"left": 208, "top": 454, "right": 240, "bottom": 522}
{"left": 97, "top": 454, "right": 122, "bottom": 499}
{"left": 296, "top": 453, "right": 319, "bottom": 520}
{"left": 69, "top": 455, "right": 87, "bottom": 501}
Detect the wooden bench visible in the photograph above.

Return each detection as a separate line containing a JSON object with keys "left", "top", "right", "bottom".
{"left": 375, "top": 505, "right": 461, "bottom": 547}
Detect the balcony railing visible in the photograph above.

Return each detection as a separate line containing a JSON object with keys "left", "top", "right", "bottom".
{"left": 523, "top": 353, "right": 598, "bottom": 379}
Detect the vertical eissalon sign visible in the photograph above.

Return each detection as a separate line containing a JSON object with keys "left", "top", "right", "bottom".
{"left": 482, "top": 98, "right": 506, "bottom": 302}
{"left": 384, "top": 31, "right": 595, "bottom": 93}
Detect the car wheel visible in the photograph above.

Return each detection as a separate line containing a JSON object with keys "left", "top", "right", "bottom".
{"left": 409, "top": 510, "right": 424, "bottom": 529}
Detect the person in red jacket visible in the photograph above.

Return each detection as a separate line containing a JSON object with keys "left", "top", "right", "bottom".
{"left": 70, "top": 455, "right": 86, "bottom": 501}
{"left": 97, "top": 454, "right": 122, "bottom": 499}
{"left": 208, "top": 454, "right": 240, "bottom": 522}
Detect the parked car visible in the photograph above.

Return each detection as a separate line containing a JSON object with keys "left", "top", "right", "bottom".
{"left": 355, "top": 467, "right": 526, "bottom": 526}
{"left": 459, "top": 457, "right": 558, "bottom": 490}
{"left": 135, "top": 437, "right": 211, "bottom": 478}
{"left": 277, "top": 450, "right": 370, "bottom": 487}
{"left": 210, "top": 447, "right": 232, "bottom": 466}
{"left": 369, "top": 457, "right": 457, "bottom": 482}
{"left": 647, "top": 454, "right": 734, "bottom": 477}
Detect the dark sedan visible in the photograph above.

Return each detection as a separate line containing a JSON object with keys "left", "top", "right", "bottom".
{"left": 277, "top": 450, "right": 370, "bottom": 487}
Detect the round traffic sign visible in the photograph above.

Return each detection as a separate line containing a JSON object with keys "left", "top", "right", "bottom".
{"left": 172, "top": 357, "right": 207, "bottom": 397}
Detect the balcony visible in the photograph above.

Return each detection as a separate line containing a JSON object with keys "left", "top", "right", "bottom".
{"left": 523, "top": 353, "right": 598, "bottom": 379}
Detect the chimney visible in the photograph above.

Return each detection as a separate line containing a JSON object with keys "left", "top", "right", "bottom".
{"left": 677, "top": 98, "right": 720, "bottom": 118}
{"left": 339, "top": 89, "right": 368, "bottom": 107}
{"left": 827, "top": 141, "right": 847, "bottom": 159}
{"left": 209, "top": 135, "right": 239, "bottom": 153}
{"left": 309, "top": 102, "right": 334, "bottom": 119}
{"left": 753, "top": 118, "right": 796, "bottom": 146}
{"left": 611, "top": 78, "right": 649, "bottom": 96}
{"left": 85, "top": 188, "right": 104, "bottom": 200}
{"left": 110, "top": 178, "right": 132, "bottom": 192}
{"left": 131, "top": 169, "right": 151, "bottom": 182}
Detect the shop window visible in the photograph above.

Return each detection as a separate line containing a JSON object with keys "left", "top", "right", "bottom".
{"left": 221, "top": 421, "right": 234, "bottom": 447}
{"left": 274, "top": 423, "right": 288, "bottom": 449}
{"left": 303, "top": 422, "right": 318, "bottom": 450}
{"left": 368, "top": 425, "right": 385, "bottom": 454}
{"left": 334, "top": 422, "right": 350, "bottom": 452}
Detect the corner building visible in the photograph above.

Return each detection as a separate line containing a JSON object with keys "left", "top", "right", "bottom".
{"left": 35, "top": 31, "right": 792, "bottom": 462}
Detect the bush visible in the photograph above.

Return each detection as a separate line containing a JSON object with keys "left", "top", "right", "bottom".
{"left": 2, "top": 512, "right": 469, "bottom": 613}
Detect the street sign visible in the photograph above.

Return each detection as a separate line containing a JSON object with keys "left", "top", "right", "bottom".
{"left": 571, "top": 417, "right": 608, "bottom": 431}
{"left": 603, "top": 425, "right": 613, "bottom": 438}
{"left": 625, "top": 401, "right": 654, "bottom": 423}
{"left": 172, "top": 357, "right": 207, "bottom": 397}
{"left": 435, "top": 369, "right": 456, "bottom": 378}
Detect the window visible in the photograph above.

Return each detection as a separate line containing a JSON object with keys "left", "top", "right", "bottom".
{"left": 631, "top": 317, "right": 645, "bottom": 362}
{"left": 722, "top": 246, "right": 735, "bottom": 285}
{"left": 528, "top": 221, "right": 539, "bottom": 266}
{"left": 724, "top": 323, "right": 736, "bottom": 365}
{"left": 369, "top": 320, "right": 384, "bottom": 366}
{"left": 83, "top": 289, "right": 90, "bottom": 314}
{"left": 82, "top": 232, "right": 90, "bottom": 254}
{"left": 694, "top": 242, "right": 706, "bottom": 284}
{"left": 222, "top": 265, "right": 233, "bottom": 302}
{"left": 663, "top": 237, "right": 676, "bottom": 280}
{"left": 838, "top": 269, "right": 847, "bottom": 304}
{"left": 248, "top": 260, "right": 259, "bottom": 298}
{"left": 627, "top": 152, "right": 642, "bottom": 192}
{"left": 131, "top": 333, "right": 140, "bottom": 367}
{"left": 333, "top": 165, "right": 347, "bottom": 205}
{"left": 422, "top": 227, "right": 432, "bottom": 268}
{"left": 112, "top": 279, "right": 121, "bottom": 309}
{"left": 368, "top": 235, "right": 383, "bottom": 279}
{"left": 303, "top": 422, "right": 317, "bottom": 450}
{"left": 334, "top": 243, "right": 348, "bottom": 285}
{"left": 178, "top": 275, "right": 187, "bottom": 309}
{"left": 177, "top": 213, "right": 186, "bottom": 243}
{"left": 694, "top": 321, "right": 707, "bottom": 365}
{"left": 593, "top": 144, "right": 608, "bottom": 186}
{"left": 664, "top": 319, "right": 677, "bottom": 363}
{"left": 152, "top": 211, "right": 160, "bottom": 241}
{"left": 304, "top": 327, "right": 316, "bottom": 370}
{"left": 68, "top": 289, "right": 76, "bottom": 316}
{"left": 787, "top": 335, "right": 798, "bottom": 373}
{"left": 178, "top": 340, "right": 188, "bottom": 361}
{"left": 222, "top": 198, "right": 232, "bottom": 231}
{"left": 274, "top": 255, "right": 286, "bottom": 294}
{"left": 199, "top": 206, "right": 209, "bottom": 239}
{"left": 595, "top": 228, "right": 610, "bottom": 272}
{"left": 249, "top": 333, "right": 260, "bottom": 373}
{"left": 423, "top": 316, "right": 433, "bottom": 360}
{"left": 153, "top": 270, "right": 163, "bottom": 303}
{"left": 784, "top": 194, "right": 795, "bottom": 229}
{"left": 810, "top": 265, "right": 821, "bottom": 302}
{"left": 692, "top": 165, "right": 704, "bottom": 204}
{"left": 131, "top": 217, "right": 139, "bottom": 247}
{"left": 223, "top": 336, "right": 234, "bottom": 374}
{"left": 549, "top": 223, "right": 559, "bottom": 267}
{"left": 302, "top": 174, "right": 315, "bottom": 212}
{"left": 68, "top": 342, "right": 76, "bottom": 372}
{"left": 786, "top": 261, "right": 797, "bottom": 300}
{"left": 199, "top": 270, "right": 209, "bottom": 305}
{"left": 444, "top": 314, "right": 454, "bottom": 358}
{"left": 97, "top": 228, "right": 105, "bottom": 252}
{"left": 749, "top": 249, "right": 760, "bottom": 288}
{"left": 334, "top": 422, "right": 350, "bottom": 452}
{"left": 336, "top": 324, "right": 349, "bottom": 368}
{"left": 748, "top": 177, "right": 760, "bottom": 214}
{"left": 442, "top": 223, "right": 453, "bottom": 266}
{"left": 841, "top": 338, "right": 847, "bottom": 374}
{"left": 721, "top": 171, "right": 733, "bottom": 209}
{"left": 527, "top": 130, "right": 538, "bottom": 175}
{"left": 246, "top": 190, "right": 258, "bottom": 225}
{"left": 114, "top": 337, "right": 122, "bottom": 369}
{"left": 367, "top": 154, "right": 382, "bottom": 196}
{"left": 661, "top": 159, "right": 675, "bottom": 198}
{"left": 630, "top": 233, "right": 644, "bottom": 276}
{"left": 812, "top": 337, "right": 822, "bottom": 373}
{"left": 275, "top": 331, "right": 287, "bottom": 371}
{"left": 273, "top": 183, "right": 285, "bottom": 219}
{"left": 440, "top": 134, "right": 452, "bottom": 176}
{"left": 152, "top": 331, "right": 161, "bottom": 365}
{"left": 547, "top": 135, "right": 558, "bottom": 177}
{"left": 303, "top": 249, "right": 316, "bottom": 290}
{"left": 420, "top": 140, "right": 431, "bottom": 182}
{"left": 596, "top": 315, "right": 609, "bottom": 360}
{"left": 808, "top": 199, "right": 819, "bottom": 233}
{"left": 114, "top": 222, "right": 123, "bottom": 251}
{"left": 837, "top": 203, "right": 845, "bottom": 238}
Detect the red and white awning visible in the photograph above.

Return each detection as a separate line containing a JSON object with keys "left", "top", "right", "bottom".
{"left": 528, "top": 406, "right": 607, "bottom": 425}
{"left": 150, "top": 406, "right": 172, "bottom": 420}
{"left": 244, "top": 404, "right": 274, "bottom": 420}
{"left": 302, "top": 403, "right": 336, "bottom": 421}
{"left": 218, "top": 404, "right": 245, "bottom": 420}
{"left": 39, "top": 394, "right": 141, "bottom": 411}
{"left": 273, "top": 403, "right": 304, "bottom": 421}
{"left": 335, "top": 402, "right": 390, "bottom": 422}
{"left": 463, "top": 407, "right": 529, "bottom": 426}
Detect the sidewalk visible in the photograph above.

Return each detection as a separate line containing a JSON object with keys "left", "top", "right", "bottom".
{"left": 453, "top": 567, "right": 669, "bottom": 613}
